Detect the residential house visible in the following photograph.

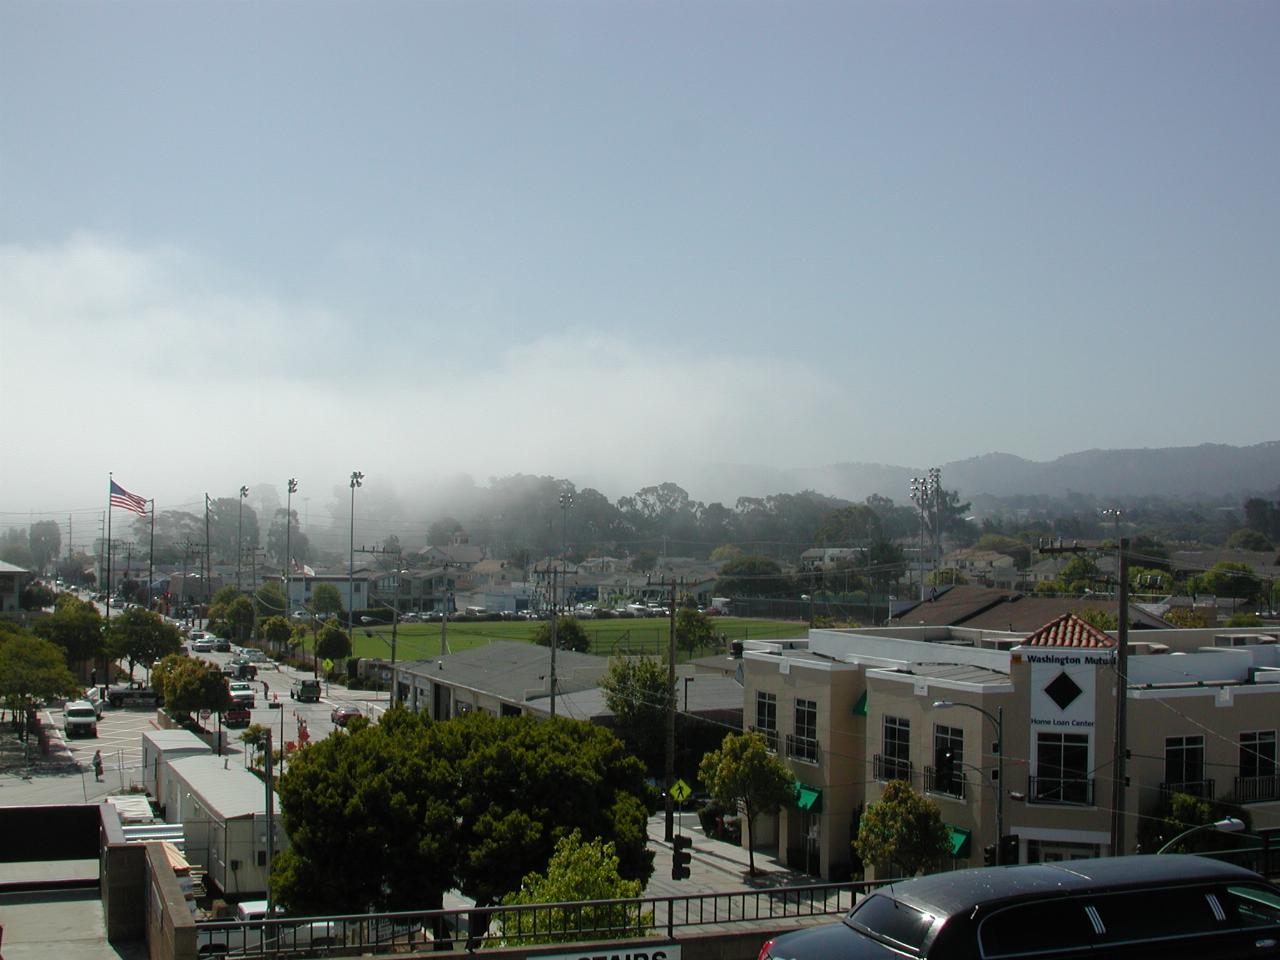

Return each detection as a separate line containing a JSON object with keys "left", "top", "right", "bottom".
{"left": 0, "top": 560, "right": 27, "bottom": 614}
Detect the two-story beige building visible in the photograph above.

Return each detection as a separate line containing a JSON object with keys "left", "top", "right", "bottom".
{"left": 740, "top": 616, "right": 1280, "bottom": 880}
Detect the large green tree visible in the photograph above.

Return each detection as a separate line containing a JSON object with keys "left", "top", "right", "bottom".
{"left": 32, "top": 594, "right": 103, "bottom": 668}
{"left": 310, "top": 583, "right": 345, "bottom": 619}
{"left": 314, "top": 621, "right": 352, "bottom": 662}
{"left": 253, "top": 580, "right": 287, "bottom": 620}
{"left": 499, "top": 831, "right": 650, "bottom": 945}
{"left": 105, "top": 607, "right": 182, "bottom": 678}
{"left": 532, "top": 616, "right": 590, "bottom": 652}
{"left": 274, "top": 709, "right": 653, "bottom": 916}
{"left": 1199, "top": 561, "right": 1260, "bottom": 603}
{"left": 698, "top": 731, "right": 796, "bottom": 875}
{"left": 600, "top": 655, "right": 672, "bottom": 767}
{"left": 0, "top": 631, "right": 80, "bottom": 739}
{"left": 717, "top": 556, "right": 790, "bottom": 598}
{"left": 674, "top": 607, "right": 714, "bottom": 656}
{"left": 28, "top": 520, "right": 62, "bottom": 572}
{"left": 445, "top": 713, "right": 653, "bottom": 906}
{"left": 854, "top": 779, "right": 952, "bottom": 877}
{"left": 274, "top": 707, "right": 458, "bottom": 915}
{"left": 153, "top": 655, "right": 231, "bottom": 720}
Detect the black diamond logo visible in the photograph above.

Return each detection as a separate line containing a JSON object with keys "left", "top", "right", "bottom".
{"left": 1045, "top": 672, "right": 1083, "bottom": 711}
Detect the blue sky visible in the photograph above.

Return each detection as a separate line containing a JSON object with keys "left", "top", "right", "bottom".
{"left": 2, "top": 1, "right": 1277, "bottom": 516}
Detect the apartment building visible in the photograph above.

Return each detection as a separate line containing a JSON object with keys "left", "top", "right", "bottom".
{"left": 740, "top": 617, "right": 1280, "bottom": 880}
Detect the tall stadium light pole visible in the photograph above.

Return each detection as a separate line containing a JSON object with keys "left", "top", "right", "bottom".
{"left": 349, "top": 472, "right": 364, "bottom": 646}
{"left": 550, "top": 491, "right": 573, "bottom": 719}
{"left": 285, "top": 479, "right": 298, "bottom": 613}
{"left": 237, "top": 486, "right": 249, "bottom": 592}
{"left": 928, "top": 466, "right": 942, "bottom": 566}
{"left": 909, "top": 474, "right": 938, "bottom": 601}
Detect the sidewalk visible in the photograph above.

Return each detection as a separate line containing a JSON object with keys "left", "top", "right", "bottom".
{"left": 643, "top": 810, "right": 815, "bottom": 898}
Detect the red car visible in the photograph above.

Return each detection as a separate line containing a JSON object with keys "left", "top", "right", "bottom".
{"left": 330, "top": 705, "right": 362, "bottom": 727}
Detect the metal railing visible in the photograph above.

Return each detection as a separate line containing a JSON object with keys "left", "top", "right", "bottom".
{"left": 1232, "top": 774, "right": 1280, "bottom": 803}
{"left": 786, "top": 734, "right": 819, "bottom": 764}
{"left": 195, "top": 881, "right": 872, "bottom": 958}
{"left": 1159, "top": 778, "right": 1216, "bottom": 801}
{"left": 924, "top": 765, "right": 965, "bottom": 799}
{"left": 1028, "top": 775, "right": 1095, "bottom": 806}
{"left": 873, "top": 754, "right": 912, "bottom": 784}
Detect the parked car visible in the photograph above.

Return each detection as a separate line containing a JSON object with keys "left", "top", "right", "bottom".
{"left": 330, "top": 705, "right": 362, "bottom": 727}
{"left": 290, "top": 678, "right": 321, "bottom": 703}
{"left": 63, "top": 700, "right": 99, "bottom": 737}
{"left": 757, "top": 855, "right": 1280, "bottom": 960}
{"left": 228, "top": 681, "right": 255, "bottom": 709}
{"left": 107, "top": 680, "right": 163, "bottom": 709}
{"left": 212, "top": 638, "right": 231, "bottom": 653}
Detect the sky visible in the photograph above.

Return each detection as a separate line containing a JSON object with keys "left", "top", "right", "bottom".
{"left": 2, "top": 1, "right": 1277, "bottom": 533}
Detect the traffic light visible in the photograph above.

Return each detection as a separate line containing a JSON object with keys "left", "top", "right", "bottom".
{"left": 671, "top": 834, "right": 692, "bottom": 880}
{"left": 983, "top": 843, "right": 997, "bottom": 867}
{"left": 999, "top": 835, "right": 1019, "bottom": 866}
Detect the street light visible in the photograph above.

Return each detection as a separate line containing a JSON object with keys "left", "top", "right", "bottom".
{"left": 285, "top": 479, "right": 298, "bottom": 614}
{"left": 237, "top": 485, "right": 249, "bottom": 593}
{"left": 1156, "top": 817, "right": 1245, "bottom": 854}
{"left": 933, "top": 699, "right": 1004, "bottom": 863}
{"left": 349, "top": 471, "right": 364, "bottom": 645}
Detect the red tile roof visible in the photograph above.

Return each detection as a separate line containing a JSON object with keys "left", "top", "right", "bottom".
{"left": 1021, "top": 613, "right": 1117, "bottom": 648}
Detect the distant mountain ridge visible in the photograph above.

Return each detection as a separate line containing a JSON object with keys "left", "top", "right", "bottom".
{"left": 681, "top": 442, "right": 1280, "bottom": 504}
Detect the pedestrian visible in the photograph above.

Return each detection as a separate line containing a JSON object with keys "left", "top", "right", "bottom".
{"left": 92, "top": 750, "right": 103, "bottom": 782}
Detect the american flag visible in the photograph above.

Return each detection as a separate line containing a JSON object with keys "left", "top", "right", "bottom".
{"left": 109, "top": 480, "right": 148, "bottom": 516}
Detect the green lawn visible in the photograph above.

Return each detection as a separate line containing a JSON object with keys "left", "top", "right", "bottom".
{"left": 348, "top": 616, "right": 810, "bottom": 662}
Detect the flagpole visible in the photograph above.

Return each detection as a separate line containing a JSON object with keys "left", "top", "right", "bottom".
{"left": 105, "top": 473, "right": 113, "bottom": 622}
{"left": 147, "top": 500, "right": 156, "bottom": 611}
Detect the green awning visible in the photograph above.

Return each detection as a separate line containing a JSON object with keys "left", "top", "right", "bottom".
{"left": 795, "top": 784, "right": 823, "bottom": 813}
{"left": 852, "top": 690, "right": 868, "bottom": 716}
{"left": 947, "top": 825, "right": 971, "bottom": 858}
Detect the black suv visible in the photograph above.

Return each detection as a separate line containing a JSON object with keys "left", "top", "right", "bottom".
{"left": 759, "top": 855, "right": 1280, "bottom": 960}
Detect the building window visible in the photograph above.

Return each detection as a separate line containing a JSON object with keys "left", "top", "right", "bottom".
{"left": 1033, "top": 732, "right": 1092, "bottom": 805}
{"left": 754, "top": 692, "right": 778, "bottom": 751}
{"left": 1236, "top": 730, "right": 1278, "bottom": 803}
{"left": 930, "top": 724, "right": 964, "bottom": 798}
{"left": 876, "top": 716, "right": 911, "bottom": 782}
{"left": 1164, "top": 735, "right": 1210, "bottom": 797}
{"left": 787, "top": 698, "right": 818, "bottom": 763}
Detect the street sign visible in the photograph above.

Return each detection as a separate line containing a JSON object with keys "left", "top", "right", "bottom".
{"left": 322, "top": 658, "right": 334, "bottom": 672}
{"left": 670, "top": 779, "right": 692, "bottom": 803}
{"left": 200, "top": 709, "right": 211, "bottom": 721}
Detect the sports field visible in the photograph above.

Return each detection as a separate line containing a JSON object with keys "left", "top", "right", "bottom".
{"left": 346, "top": 616, "right": 809, "bottom": 662}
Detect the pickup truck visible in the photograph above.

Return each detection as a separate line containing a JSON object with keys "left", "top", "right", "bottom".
{"left": 224, "top": 704, "right": 251, "bottom": 727}
{"left": 107, "top": 680, "right": 163, "bottom": 709}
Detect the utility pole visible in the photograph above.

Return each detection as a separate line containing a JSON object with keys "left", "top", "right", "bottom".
{"left": 147, "top": 501, "right": 155, "bottom": 610}
{"left": 549, "top": 567, "right": 558, "bottom": 717}
{"left": 647, "top": 574, "right": 683, "bottom": 842}
{"left": 204, "top": 494, "right": 212, "bottom": 626}
{"left": 357, "top": 544, "right": 403, "bottom": 664}
{"left": 237, "top": 486, "right": 248, "bottom": 593}
{"left": 265, "top": 728, "right": 275, "bottom": 914}
{"left": 1111, "top": 537, "right": 1131, "bottom": 856}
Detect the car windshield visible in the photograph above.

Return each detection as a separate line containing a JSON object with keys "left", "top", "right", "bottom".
{"left": 845, "top": 894, "right": 936, "bottom": 953}
{"left": 67, "top": 707, "right": 95, "bottom": 718}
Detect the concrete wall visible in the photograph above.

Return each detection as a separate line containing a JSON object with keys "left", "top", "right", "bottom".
{"left": 143, "top": 842, "right": 196, "bottom": 960}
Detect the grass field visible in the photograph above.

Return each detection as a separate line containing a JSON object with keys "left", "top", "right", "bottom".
{"left": 347, "top": 616, "right": 810, "bottom": 662}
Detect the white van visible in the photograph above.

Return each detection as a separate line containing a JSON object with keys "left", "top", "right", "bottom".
{"left": 63, "top": 700, "right": 98, "bottom": 737}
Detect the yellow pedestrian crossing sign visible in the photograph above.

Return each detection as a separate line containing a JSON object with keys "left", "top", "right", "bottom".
{"left": 670, "top": 779, "right": 692, "bottom": 803}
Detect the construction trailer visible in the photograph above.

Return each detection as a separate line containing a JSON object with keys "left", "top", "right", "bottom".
{"left": 141, "top": 729, "right": 212, "bottom": 813}
{"left": 163, "top": 754, "right": 285, "bottom": 898}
